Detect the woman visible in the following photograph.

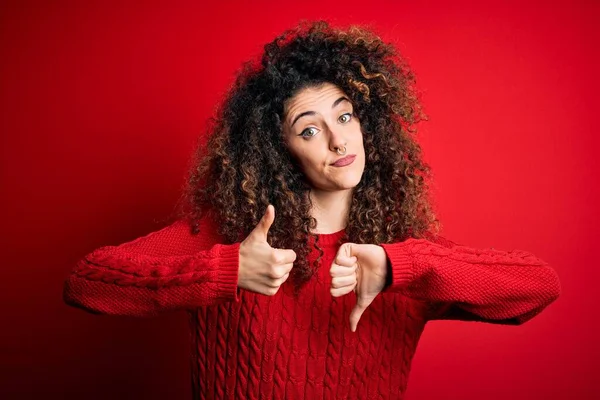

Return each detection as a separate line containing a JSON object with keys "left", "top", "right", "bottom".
{"left": 63, "top": 20, "right": 561, "bottom": 399}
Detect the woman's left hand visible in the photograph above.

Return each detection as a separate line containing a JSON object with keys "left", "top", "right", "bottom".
{"left": 330, "top": 243, "right": 389, "bottom": 332}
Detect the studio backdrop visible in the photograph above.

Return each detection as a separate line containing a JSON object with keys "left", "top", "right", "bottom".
{"left": 1, "top": 0, "right": 597, "bottom": 399}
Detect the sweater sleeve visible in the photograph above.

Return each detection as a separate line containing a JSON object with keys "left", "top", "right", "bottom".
{"left": 63, "top": 219, "right": 241, "bottom": 317}
{"left": 380, "top": 235, "right": 561, "bottom": 325}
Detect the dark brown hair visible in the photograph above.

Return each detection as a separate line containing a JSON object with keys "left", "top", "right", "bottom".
{"left": 176, "top": 20, "right": 441, "bottom": 288}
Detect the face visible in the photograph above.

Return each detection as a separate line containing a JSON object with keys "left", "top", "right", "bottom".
{"left": 282, "top": 83, "right": 366, "bottom": 193}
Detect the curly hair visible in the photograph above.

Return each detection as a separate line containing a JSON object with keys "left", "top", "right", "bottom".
{"left": 176, "top": 20, "right": 441, "bottom": 288}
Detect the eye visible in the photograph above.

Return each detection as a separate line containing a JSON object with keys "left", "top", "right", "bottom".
{"left": 299, "top": 127, "right": 319, "bottom": 138}
{"left": 338, "top": 112, "right": 353, "bottom": 124}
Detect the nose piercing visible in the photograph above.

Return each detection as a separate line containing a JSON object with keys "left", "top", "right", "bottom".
{"left": 335, "top": 146, "right": 347, "bottom": 156}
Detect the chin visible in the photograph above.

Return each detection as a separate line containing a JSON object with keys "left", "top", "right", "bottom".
{"left": 332, "top": 174, "right": 364, "bottom": 190}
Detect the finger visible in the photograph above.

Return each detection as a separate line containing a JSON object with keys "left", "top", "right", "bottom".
{"left": 278, "top": 263, "right": 294, "bottom": 275}
{"left": 252, "top": 204, "right": 275, "bottom": 241}
{"left": 265, "top": 263, "right": 294, "bottom": 280}
{"left": 330, "top": 264, "right": 357, "bottom": 277}
{"left": 331, "top": 274, "right": 356, "bottom": 289}
{"left": 330, "top": 283, "right": 356, "bottom": 297}
{"left": 267, "top": 272, "right": 290, "bottom": 288}
{"left": 278, "top": 272, "right": 290, "bottom": 286}
{"left": 274, "top": 248, "right": 297, "bottom": 264}
{"left": 335, "top": 255, "right": 357, "bottom": 267}
{"left": 339, "top": 242, "right": 353, "bottom": 258}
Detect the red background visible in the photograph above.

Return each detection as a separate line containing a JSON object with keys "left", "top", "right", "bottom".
{"left": 1, "top": 0, "right": 598, "bottom": 399}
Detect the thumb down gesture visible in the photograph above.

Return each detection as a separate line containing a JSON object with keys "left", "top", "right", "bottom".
{"left": 330, "top": 243, "right": 390, "bottom": 332}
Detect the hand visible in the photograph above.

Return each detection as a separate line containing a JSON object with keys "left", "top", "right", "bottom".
{"left": 330, "top": 243, "right": 389, "bottom": 332}
{"left": 238, "top": 205, "right": 297, "bottom": 295}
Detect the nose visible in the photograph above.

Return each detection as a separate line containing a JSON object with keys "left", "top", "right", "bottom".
{"left": 327, "top": 124, "right": 347, "bottom": 154}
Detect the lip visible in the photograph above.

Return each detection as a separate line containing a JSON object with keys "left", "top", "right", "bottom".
{"left": 331, "top": 154, "right": 356, "bottom": 167}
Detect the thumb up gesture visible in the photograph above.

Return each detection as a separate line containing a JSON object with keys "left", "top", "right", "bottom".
{"left": 330, "top": 243, "right": 389, "bottom": 332}
{"left": 238, "top": 205, "right": 297, "bottom": 296}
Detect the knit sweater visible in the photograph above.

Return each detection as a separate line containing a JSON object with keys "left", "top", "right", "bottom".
{"left": 63, "top": 215, "right": 561, "bottom": 399}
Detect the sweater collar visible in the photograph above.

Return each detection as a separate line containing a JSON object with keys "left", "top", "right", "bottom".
{"left": 313, "top": 228, "right": 346, "bottom": 247}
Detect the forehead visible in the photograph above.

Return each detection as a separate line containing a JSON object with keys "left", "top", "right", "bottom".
{"left": 283, "top": 83, "right": 349, "bottom": 118}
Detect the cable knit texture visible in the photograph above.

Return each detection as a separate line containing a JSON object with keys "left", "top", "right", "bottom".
{"left": 63, "top": 216, "right": 561, "bottom": 399}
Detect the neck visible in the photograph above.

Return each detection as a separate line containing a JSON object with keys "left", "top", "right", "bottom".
{"left": 309, "top": 189, "right": 353, "bottom": 234}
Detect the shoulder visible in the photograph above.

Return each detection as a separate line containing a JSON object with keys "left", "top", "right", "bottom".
{"left": 385, "top": 231, "right": 460, "bottom": 250}
{"left": 421, "top": 231, "right": 461, "bottom": 249}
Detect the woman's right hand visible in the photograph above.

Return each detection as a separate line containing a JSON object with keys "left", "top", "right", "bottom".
{"left": 238, "top": 205, "right": 296, "bottom": 295}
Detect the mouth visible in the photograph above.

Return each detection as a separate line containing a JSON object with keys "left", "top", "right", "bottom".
{"left": 331, "top": 154, "right": 356, "bottom": 167}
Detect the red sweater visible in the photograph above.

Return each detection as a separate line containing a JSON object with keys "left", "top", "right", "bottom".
{"left": 63, "top": 216, "right": 561, "bottom": 399}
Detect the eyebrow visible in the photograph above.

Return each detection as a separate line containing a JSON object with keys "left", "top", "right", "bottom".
{"left": 290, "top": 96, "right": 351, "bottom": 127}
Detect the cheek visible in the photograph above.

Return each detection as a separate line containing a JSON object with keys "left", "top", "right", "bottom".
{"left": 287, "top": 143, "right": 316, "bottom": 170}
{"left": 296, "top": 150, "right": 321, "bottom": 172}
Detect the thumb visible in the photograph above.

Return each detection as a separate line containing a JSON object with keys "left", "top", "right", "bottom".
{"left": 252, "top": 204, "right": 275, "bottom": 241}
{"left": 349, "top": 297, "right": 374, "bottom": 332}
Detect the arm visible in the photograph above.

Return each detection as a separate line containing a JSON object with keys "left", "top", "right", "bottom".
{"left": 380, "top": 235, "right": 561, "bottom": 325}
{"left": 63, "top": 218, "right": 240, "bottom": 317}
